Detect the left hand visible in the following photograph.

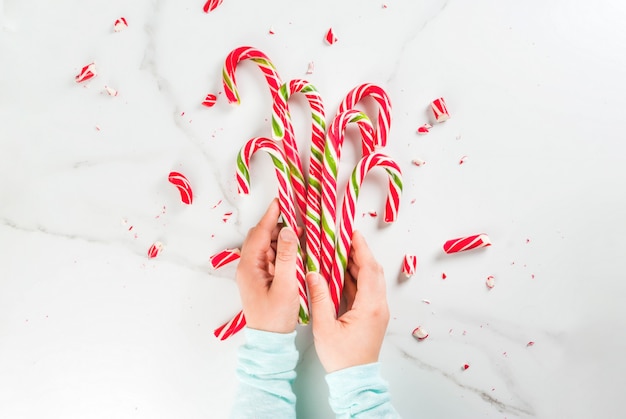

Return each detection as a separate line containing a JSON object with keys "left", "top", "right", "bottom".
{"left": 236, "top": 199, "right": 301, "bottom": 334}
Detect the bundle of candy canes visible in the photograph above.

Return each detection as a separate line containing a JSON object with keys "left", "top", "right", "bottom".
{"left": 212, "top": 46, "right": 403, "bottom": 340}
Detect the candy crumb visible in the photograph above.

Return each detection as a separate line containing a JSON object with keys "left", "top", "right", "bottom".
{"left": 113, "top": 17, "right": 128, "bottom": 32}
{"left": 202, "top": 94, "right": 217, "bottom": 107}
{"left": 417, "top": 123, "right": 432, "bottom": 135}
{"left": 412, "top": 327, "right": 429, "bottom": 340}
{"left": 268, "top": 26, "right": 276, "bottom": 35}
{"left": 459, "top": 155, "right": 468, "bottom": 165}
{"left": 324, "top": 28, "right": 338, "bottom": 45}
{"left": 104, "top": 86, "right": 118, "bottom": 96}
{"left": 527, "top": 341, "right": 535, "bottom": 347}
{"left": 147, "top": 242, "right": 163, "bottom": 258}
{"left": 306, "top": 61, "right": 315, "bottom": 74}
{"left": 411, "top": 158, "right": 425, "bottom": 167}
{"left": 486, "top": 275, "right": 495, "bottom": 289}
{"left": 442, "top": 272, "right": 447, "bottom": 279}
{"left": 462, "top": 364, "right": 470, "bottom": 370}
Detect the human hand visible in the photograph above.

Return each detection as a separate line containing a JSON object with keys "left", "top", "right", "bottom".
{"left": 236, "top": 199, "right": 300, "bottom": 334}
{"left": 306, "top": 231, "right": 390, "bottom": 373}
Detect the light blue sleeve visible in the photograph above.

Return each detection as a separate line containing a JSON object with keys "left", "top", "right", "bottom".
{"left": 325, "top": 363, "right": 401, "bottom": 418}
{"left": 230, "top": 328, "right": 298, "bottom": 419}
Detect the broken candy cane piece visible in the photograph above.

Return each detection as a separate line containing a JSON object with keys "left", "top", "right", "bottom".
{"left": 459, "top": 155, "right": 468, "bottom": 165}
{"left": 443, "top": 234, "right": 491, "bottom": 254}
{"left": 113, "top": 17, "right": 128, "bottom": 32}
{"left": 168, "top": 171, "right": 193, "bottom": 204}
{"left": 147, "top": 241, "right": 163, "bottom": 258}
{"left": 442, "top": 272, "right": 447, "bottom": 279}
{"left": 203, "top": 0, "right": 224, "bottom": 13}
{"left": 402, "top": 254, "right": 418, "bottom": 278}
{"left": 431, "top": 97, "right": 450, "bottom": 122}
{"left": 104, "top": 86, "right": 118, "bottom": 96}
{"left": 462, "top": 363, "right": 470, "bottom": 370}
{"left": 268, "top": 26, "right": 276, "bottom": 35}
{"left": 210, "top": 248, "right": 241, "bottom": 269}
{"left": 202, "top": 94, "right": 217, "bottom": 107}
{"left": 411, "top": 158, "right": 425, "bottom": 167}
{"left": 324, "top": 28, "right": 338, "bottom": 45}
{"left": 486, "top": 275, "right": 495, "bottom": 289}
{"left": 527, "top": 341, "right": 535, "bottom": 347}
{"left": 417, "top": 123, "right": 432, "bottom": 135}
{"left": 75, "top": 63, "right": 97, "bottom": 83}
{"left": 412, "top": 326, "right": 429, "bottom": 340}
{"left": 306, "top": 61, "right": 315, "bottom": 74}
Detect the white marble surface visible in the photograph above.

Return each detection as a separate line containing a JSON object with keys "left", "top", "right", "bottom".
{"left": 1, "top": 0, "right": 626, "bottom": 417}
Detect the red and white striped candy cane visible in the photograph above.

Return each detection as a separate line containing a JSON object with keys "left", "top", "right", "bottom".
{"left": 320, "top": 110, "right": 376, "bottom": 284}
{"left": 214, "top": 137, "right": 308, "bottom": 340}
{"left": 222, "top": 46, "right": 282, "bottom": 105}
{"left": 337, "top": 83, "right": 392, "bottom": 148}
{"left": 271, "top": 80, "right": 326, "bottom": 273}
{"left": 330, "top": 152, "right": 402, "bottom": 312}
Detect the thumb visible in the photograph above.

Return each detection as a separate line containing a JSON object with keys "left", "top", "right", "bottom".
{"left": 272, "top": 227, "right": 298, "bottom": 289}
{"left": 306, "top": 272, "right": 335, "bottom": 328}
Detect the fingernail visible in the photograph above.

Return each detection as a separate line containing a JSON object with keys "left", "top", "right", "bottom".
{"left": 306, "top": 272, "right": 320, "bottom": 285}
{"left": 280, "top": 227, "right": 297, "bottom": 243}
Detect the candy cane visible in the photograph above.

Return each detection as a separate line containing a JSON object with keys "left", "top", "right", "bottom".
{"left": 330, "top": 152, "right": 402, "bottom": 312}
{"left": 222, "top": 46, "right": 282, "bottom": 105}
{"left": 320, "top": 110, "right": 376, "bottom": 284}
{"left": 337, "top": 83, "right": 392, "bottom": 148}
{"left": 272, "top": 79, "right": 326, "bottom": 272}
{"left": 214, "top": 137, "right": 309, "bottom": 340}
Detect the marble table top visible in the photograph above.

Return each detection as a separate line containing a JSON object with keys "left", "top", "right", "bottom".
{"left": 1, "top": 0, "right": 625, "bottom": 417}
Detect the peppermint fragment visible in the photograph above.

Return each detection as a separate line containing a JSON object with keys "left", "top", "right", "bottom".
{"left": 113, "top": 17, "right": 128, "bottom": 32}
{"left": 104, "top": 86, "right": 118, "bottom": 96}
{"left": 417, "top": 123, "right": 432, "bottom": 135}
{"left": 324, "top": 28, "right": 338, "bottom": 45}
{"left": 147, "top": 242, "right": 163, "bottom": 258}
{"left": 203, "top": 0, "right": 224, "bottom": 13}
{"left": 486, "top": 275, "right": 495, "bottom": 289}
{"left": 210, "top": 248, "right": 241, "bottom": 269}
{"left": 412, "top": 327, "right": 429, "bottom": 340}
{"left": 202, "top": 94, "right": 217, "bottom": 107}
{"left": 168, "top": 171, "right": 193, "bottom": 205}
{"left": 306, "top": 61, "right": 315, "bottom": 74}
{"left": 75, "top": 63, "right": 97, "bottom": 83}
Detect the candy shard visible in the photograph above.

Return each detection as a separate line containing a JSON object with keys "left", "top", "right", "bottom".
{"left": 486, "top": 275, "right": 495, "bottom": 289}
{"left": 75, "top": 63, "right": 97, "bottom": 83}
{"left": 324, "top": 28, "right": 338, "bottom": 45}
{"left": 168, "top": 171, "right": 193, "bottom": 205}
{"left": 463, "top": 364, "right": 470, "bottom": 370}
{"left": 306, "top": 61, "right": 315, "bottom": 74}
{"left": 203, "top": 0, "right": 224, "bottom": 13}
{"left": 431, "top": 97, "right": 450, "bottom": 122}
{"left": 147, "top": 241, "right": 163, "bottom": 258}
{"left": 412, "top": 326, "right": 429, "bottom": 340}
{"left": 443, "top": 234, "right": 491, "bottom": 254}
{"left": 210, "top": 248, "right": 241, "bottom": 269}
{"left": 202, "top": 93, "right": 217, "bottom": 107}
{"left": 222, "top": 212, "right": 233, "bottom": 222}
{"left": 402, "top": 254, "right": 418, "bottom": 278}
{"left": 104, "top": 85, "right": 118, "bottom": 96}
{"left": 417, "top": 123, "right": 431, "bottom": 135}
{"left": 113, "top": 17, "right": 128, "bottom": 32}
{"left": 411, "top": 158, "right": 425, "bottom": 167}
{"left": 527, "top": 341, "right": 535, "bottom": 347}
{"left": 268, "top": 26, "right": 276, "bottom": 35}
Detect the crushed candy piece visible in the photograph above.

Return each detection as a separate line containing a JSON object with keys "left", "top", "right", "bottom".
{"left": 462, "top": 363, "right": 470, "bottom": 370}
{"left": 412, "top": 326, "right": 429, "bottom": 340}
{"left": 417, "top": 123, "right": 432, "bottom": 135}
{"left": 113, "top": 17, "right": 128, "bottom": 32}
{"left": 211, "top": 199, "right": 223, "bottom": 209}
{"left": 422, "top": 299, "right": 431, "bottom": 304}
{"left": 268, "top": 26, "right": 276, "bottom": 35}
{"left": 367, "top": 210, "right": 378, "bottom": 217}
{"left": 147, "top": 241, "right": 163, "bottom": 258}
{"left": 527, "top": 341, "right": 535, "bottom": 347}
{"left": 402, "top": 254, "right": 418, "bottom": 278}
{"left": 222, "top": 212, "right": 233, "bottom": 222}
{"left": 411, "top": 158, "right": 425, "bottom": 167}
{"left": 104, "top": 85, "right": 118, "bottom": 96}
{"left": 210, "top": 248, "right": 241, "bottom": 269}
{"left": 431, "top": 97, "right": 450, "bottom": 122}
{"left": 486, "top": 275, "right": 495, "bottom": 289}
{"left": 75, "top": 63, "right": 97, "bottom": 83}
{"left": 95, "top": 125, "right": 101, "bottom": 131}
{"left": 203, "top": 0, "right": 224, "bottom": 13}
{"left": 459, "top": 155, "right": 467, "bottom": 165}
{"left": 202, "top": 94, "right": 217, "bottom": 107}
{"left": 443, "top": 234, "right": 491, "bottom": 254}
{"left": 306, "top": 61, "right": 315, "bottom": 74}
{"left": 442, "top": 272, "right": 447, "bottom": 279}
{"left": 324, "top": 28, "right": 338, "bottom": 45}
{"left": 168, "top": 171, "right": 193, "bottom": 205}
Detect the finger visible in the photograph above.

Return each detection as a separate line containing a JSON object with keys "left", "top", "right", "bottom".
{"left": 351, "top": 231, "right": 386, "bottom": 305}
{"left": 270, "top": 224, "right": 282, "bottom": 241}
{"left": 258, "top": 199, "right": 281, "bottom": 232}
{"left": 306, "top": 272, "right": 336, "bottom": 329}
{"left": 343, "top": 271, "right": 357, "bottom": 311}
{"left": 271, "top": 227, "right": 299, "bottom": 294}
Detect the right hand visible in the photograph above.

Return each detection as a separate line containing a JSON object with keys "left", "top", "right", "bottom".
{"left": 306, "top": 231, "right": 390, "bottom": 373}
